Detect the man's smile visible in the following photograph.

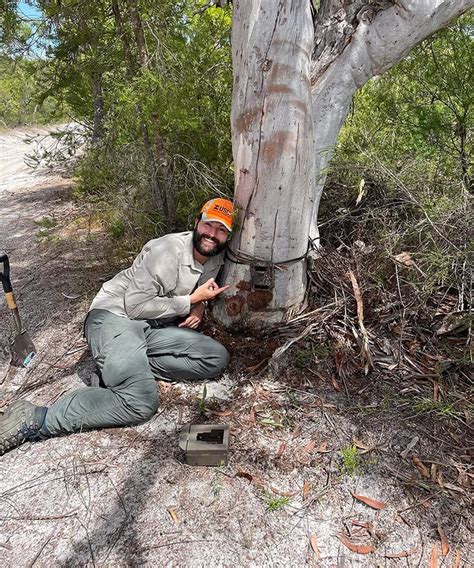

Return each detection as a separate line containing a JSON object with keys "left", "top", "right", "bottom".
{"left": 202, "top": 236, "right": 219, "bottom": 246}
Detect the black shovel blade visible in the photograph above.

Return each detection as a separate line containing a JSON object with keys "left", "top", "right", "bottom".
{"left": 10, "top": 331, "right": 36, "bottom": 367}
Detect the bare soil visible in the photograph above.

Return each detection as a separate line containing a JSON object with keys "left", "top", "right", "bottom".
{"left": 0, "top": 126, "right": 472, "bottom": 567}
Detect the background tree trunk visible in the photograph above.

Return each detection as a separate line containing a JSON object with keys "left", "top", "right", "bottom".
{"left": 112, "top": 0, "right": 176, "bottom": 230}
{"left": 91, "top": 70, "right": 104, "bottom": 146}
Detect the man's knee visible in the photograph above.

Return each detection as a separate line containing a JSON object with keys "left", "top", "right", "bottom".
{"left": 102, "top": 349, "right": 149, "bottom": 389}
{"left": 216, "top": 342, "right": 230, "bottom": 369}
{"left": 118, "top": 379, "right": 159, "bottom": 424}
{"left": 206, "top": 341, "right": 230, "bottom": 377}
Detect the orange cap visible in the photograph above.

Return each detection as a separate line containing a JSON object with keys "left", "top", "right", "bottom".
{"left": 200, "top": 198, "right": 234, "bottom": 232}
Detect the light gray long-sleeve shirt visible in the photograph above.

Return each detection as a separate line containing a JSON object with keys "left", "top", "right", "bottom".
{"left": 89, "top": 231, "right": 225, "bottom": 320}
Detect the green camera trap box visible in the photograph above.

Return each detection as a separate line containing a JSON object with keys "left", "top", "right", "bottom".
{"left": 179, "top": 423, "right": 229, "bottom": 466}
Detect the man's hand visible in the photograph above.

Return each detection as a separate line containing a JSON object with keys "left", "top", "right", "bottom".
{"left": 190, "top": 278, "right": 230, "bottom": 305}
{"left": 179, "top": 301, "right": 206, "bottom": 329}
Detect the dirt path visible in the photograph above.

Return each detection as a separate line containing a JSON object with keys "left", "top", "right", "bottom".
{"left": 0, "top": 127, "right": 471, "bottom": 567}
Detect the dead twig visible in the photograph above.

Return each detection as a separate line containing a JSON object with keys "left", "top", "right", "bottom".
{"left": 348, "top": 270, "right": 373, "bottom": 373}
{"left": 0, "top": 510, "right": 78, "bottom": 521}
{"left": 397, "top": 492, "right": 443, "bottom": 514}
{"left": 141, "top": 538, "right": 213, "bottom": 551}
{"left": 26, "top": 534, "right": 54, "bottom": 568}
{"left": 286, "top": 301, "right": 339, "bottom": 325}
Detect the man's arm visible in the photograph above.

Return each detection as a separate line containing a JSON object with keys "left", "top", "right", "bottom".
{"left": 124, "top": 246, "right": 190, "bottom": 320}
{"left": 178, "top": 301, "right": 206, "bottom": 329}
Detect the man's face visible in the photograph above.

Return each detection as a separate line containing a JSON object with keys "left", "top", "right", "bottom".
{"left": 193, "top": 219, "right": 230, "bottom": 257}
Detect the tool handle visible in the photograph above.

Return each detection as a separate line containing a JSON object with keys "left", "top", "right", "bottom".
{"left": 0, "top": 251, "right": 13, "bottom": 294}
{"left": 0, "top": 252, "right": 22, "bottom": 332}
{"left": 0, "top": 251, "right": 17, "bottom": 319}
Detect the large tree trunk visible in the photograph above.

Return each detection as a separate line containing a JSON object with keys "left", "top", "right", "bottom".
{"left": 213, "top": 0, "right": 315, "bottom": 328}
{"left": 214, "top": 0, "right": 473, "bottom": 329}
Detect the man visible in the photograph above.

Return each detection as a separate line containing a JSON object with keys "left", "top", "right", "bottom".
{"left": 0, "top": 198, "right": 233, "bottom": 455}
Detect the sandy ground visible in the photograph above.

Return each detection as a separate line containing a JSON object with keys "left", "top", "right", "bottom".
{"left": 0, "top": 126, "right": 471, "bottom": 567}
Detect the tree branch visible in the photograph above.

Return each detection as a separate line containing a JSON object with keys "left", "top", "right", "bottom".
{"left": 312, "top": 1, "right": 474, "bottom": 87}
{"left": 350, "top": 0, "right": 474, "bottom": 84}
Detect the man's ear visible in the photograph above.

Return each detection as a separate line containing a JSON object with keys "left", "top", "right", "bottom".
{"left": 194, "top": 213, "right": 203, "bottom": 229}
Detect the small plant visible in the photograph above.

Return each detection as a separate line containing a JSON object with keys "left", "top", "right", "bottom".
{"left": 313, "top": 344, "right": 332, "bottom": 360}
{"left": 292, "top": 345, "right": 331, "bottom": 369}
{"left": 197, "top": 384, "right": 208, "bottom": 414}
{"left": 293, "top": 348, "right": 314, "bottom": 369}
{"left": 414, "top": 397, "right": 463, "bottom": 419}
{"left": 108, "top": 219, "right": 126, "bottom": 239}
{"left": 263, "top": 492, "right": 290, "bottom": 512}
{"left": 211, "top": 460, "right": 225, "bottom": 497}
{"left": 258, "top": 408, "right": 285, "bottom": 428}
{"left": 34, "top": 216, "right": 58, "bottom": 242}
{"left": 34, "top": 216, "right": 57, "bottom": 229}
{"left": 381, "top": 392, "right": 394, "bottom": 410}
{"left": 338, "top": 444, "right": 360, "bottom": 476}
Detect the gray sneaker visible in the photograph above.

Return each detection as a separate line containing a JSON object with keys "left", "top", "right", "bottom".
{"left": 0, "top": 400, "right": 48, "bottom": 455}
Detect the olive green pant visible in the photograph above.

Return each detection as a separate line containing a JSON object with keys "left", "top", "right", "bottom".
{"left": 43, "top": 309, "right": 229, "bottom": 436}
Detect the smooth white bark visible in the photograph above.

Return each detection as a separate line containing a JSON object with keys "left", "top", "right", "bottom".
{"left": 214, "top": 0, "right": 314, "bottom": 326}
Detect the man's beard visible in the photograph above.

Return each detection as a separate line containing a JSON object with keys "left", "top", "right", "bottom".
{"left": 193, "top": 228, "right": 227, "bottom": 257}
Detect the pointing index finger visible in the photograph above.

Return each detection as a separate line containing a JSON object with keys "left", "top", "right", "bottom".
{"left": 215, "top": 284, "right": 230, "bottom": 294}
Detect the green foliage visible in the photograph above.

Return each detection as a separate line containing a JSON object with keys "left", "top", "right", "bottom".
{"left": 0, "top": 55, "right": 64, "bottom": 126}
{"left": 211, "top": 460, "right": 226, "bottom": 497}
{"left": 338, "top": 444, "right": 360, "bottom": 476}
{"left": 32, "top": 0, "right": 234, "bottom": 241}
{"left": 34, "top": 215, "right": 58, "bottom": 242}
{"left": 322, "top": 14, "right": 472, "bottom": 310}
{"left": 108, "top": 219, "right": 126, "bottom": 239}
{"left": 34, "top": 216, "right": 57, "bottom": 229}
{"left": 292, "top": 348, "right": 314, "bottom": 369}
{"left": 1, "top": 1, "right": 22, "bottom": 53}
{"left": 413, "top": 397, "right": 463, "bottom": 419}
{"left": 262, "top": 492, "right": 290, "bottom": 513}
{"left": 292, "top": 345, "right": 331, "bottom": 368}
{"left": 338, "top": 14, "right": 473, "bottom": 188}
{"left": 258, "top": 407, "right": 285, "bottom": 428}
